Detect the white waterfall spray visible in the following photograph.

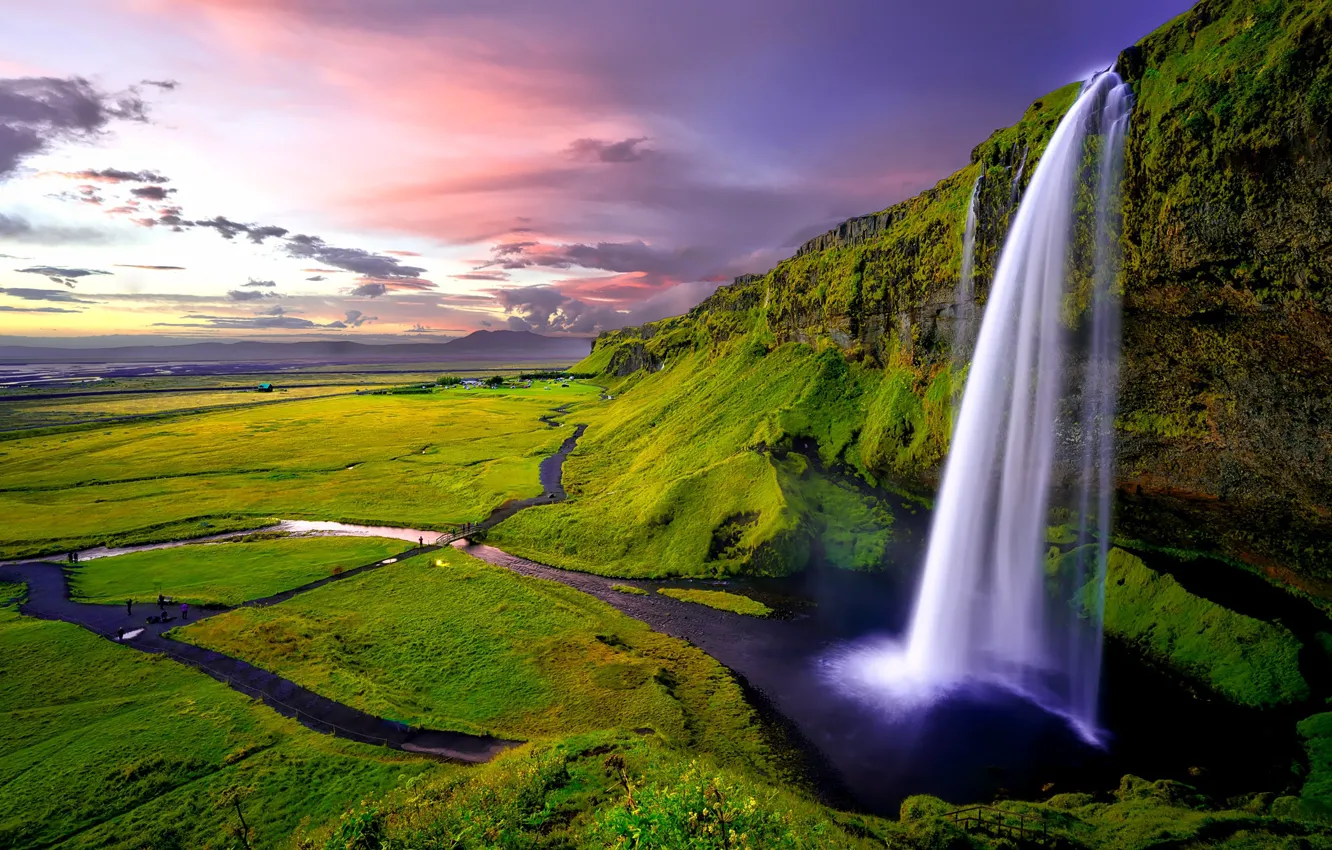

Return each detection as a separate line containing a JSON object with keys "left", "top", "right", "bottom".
{"left": 838, "top": 71, "right": 1132, "bottom": 743}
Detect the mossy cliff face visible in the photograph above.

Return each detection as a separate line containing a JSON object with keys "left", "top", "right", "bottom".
{"left": 582, "top": 0, "right": 1332, "bottom": 585}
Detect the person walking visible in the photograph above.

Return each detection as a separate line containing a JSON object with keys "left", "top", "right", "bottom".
{"left": 181, "top": 602, "right": 189, "bottom": 620}
{"left": 157, "top": 593, "right": 165, "bottom": 610}
{"left": 418, "top": 536, "right": 424, "bottom": 549}
{"left": 126, "top": 599, "right": 133, "bottom": 616}
{"left": 117, "top": 627, "right": 124, "bottom": 641}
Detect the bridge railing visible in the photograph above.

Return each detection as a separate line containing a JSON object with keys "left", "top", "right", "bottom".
{"left": 945, "top": 805, "right": 1052, "bottom": 845}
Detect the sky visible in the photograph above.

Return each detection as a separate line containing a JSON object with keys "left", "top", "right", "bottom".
{"left": 0, "top": 0, "right": 1194, "bottom": 344}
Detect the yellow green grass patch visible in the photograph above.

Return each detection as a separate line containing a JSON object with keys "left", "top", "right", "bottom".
{"left": 658, "top": 587, "right": 773, "bottom": 617}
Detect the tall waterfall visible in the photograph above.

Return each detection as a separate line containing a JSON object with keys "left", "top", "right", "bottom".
{"left": 900, "top": 70, "right": 1132, "bottom": 739}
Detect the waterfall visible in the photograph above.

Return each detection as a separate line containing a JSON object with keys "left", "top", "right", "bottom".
{"left": 1009, "top": 144, "right": 1029, "bottom": 209}
{"left": 877, "top": 71, "right": 1130, "bottom": 740}
{"left": 953, "top": 173, "right": 983, "bottom": 367}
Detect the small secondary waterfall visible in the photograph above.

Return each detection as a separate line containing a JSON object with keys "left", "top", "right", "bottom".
{"left": 953, "top": 173, "right": 983, "bottom": 367}
{"left": 1009, "top": 144, "right": 1029, "bottom": 209}
{"left": 898, "top": 70, "right": 1132, "bottom": 739}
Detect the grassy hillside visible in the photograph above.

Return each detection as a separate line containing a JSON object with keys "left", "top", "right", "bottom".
{"left": 489, "top": 345, "right": 916, "bottom": 578}
{"left": 289, "top": 730, "right": 1332, "bottom": 849}
{"left": 521, "top": 0, "right": 1332, "bottom": 587}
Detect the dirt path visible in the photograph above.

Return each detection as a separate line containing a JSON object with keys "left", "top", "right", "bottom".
{"left": 0, "top": 550, "right": 515, "bottom": 763}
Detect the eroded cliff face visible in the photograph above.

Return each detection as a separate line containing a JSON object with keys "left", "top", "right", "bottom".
{"left": 586, "top": 0, "right": 1332, "bottom": 584}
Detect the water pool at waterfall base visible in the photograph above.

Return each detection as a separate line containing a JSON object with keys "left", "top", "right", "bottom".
{"left": 822, "top": 636, "right": 1109, "bottom": 749}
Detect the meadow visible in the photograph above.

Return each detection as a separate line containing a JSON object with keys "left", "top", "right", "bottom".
{"left": 70, "top": 534, "right": 407, "bottom": 605}
{"left": 176, "top": 548, "right": 770, "bottom": 766}
{"left": 0, "top": 382, "right": 597, "bottom": 560}
{"left": 0, "top": 590, "right": 443, "bottom": 850}
{"left": 0, "top": 385, "right": 357, "bottom": 431}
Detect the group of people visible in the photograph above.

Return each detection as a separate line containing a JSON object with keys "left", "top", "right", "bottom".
{"left": 122, "top": 593, "right": 189, "bottom": 630}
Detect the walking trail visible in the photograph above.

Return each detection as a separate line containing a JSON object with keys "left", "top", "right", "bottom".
{"left": 0, "top": 406, "right": 588, "bottom": 763}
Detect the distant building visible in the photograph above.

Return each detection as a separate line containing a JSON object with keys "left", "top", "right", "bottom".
{"left": 256, "top": 383, "right": 274, "bottom": 392}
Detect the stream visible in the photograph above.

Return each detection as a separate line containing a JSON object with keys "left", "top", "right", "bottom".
{"left": 2, "top": 411, "right": 1326, "bottom": 814}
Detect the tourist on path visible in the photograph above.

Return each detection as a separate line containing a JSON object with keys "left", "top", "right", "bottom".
{"left": 126, "top": 599, "right": 133, "bottom": 616}
{"left": 181, "top": 602, "right": 189, "bottom": 620}
{"left": 117, "top": 627, "right": 124, "bottom": 641}
{"left": 157, "top": 593, "right": 165, "bottom": 610}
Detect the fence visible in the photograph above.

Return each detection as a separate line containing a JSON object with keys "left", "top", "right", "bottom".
{"left": 946, "top": 805, "right": 1054, "bottom": 845}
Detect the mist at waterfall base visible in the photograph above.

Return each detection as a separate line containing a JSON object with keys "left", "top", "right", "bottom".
{"left": 825, "top": 72, "right": 1133, "bottom": 749}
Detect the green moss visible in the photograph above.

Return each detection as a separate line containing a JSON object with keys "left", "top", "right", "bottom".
{"left": 1298, "top": 713, "right": 1332, "bottom": 815}
{"left": 1090, "top": 548, "right": 1307, "bottom": 706}
{"left": 657, "top": 587, "right": 773, "bottom": 618}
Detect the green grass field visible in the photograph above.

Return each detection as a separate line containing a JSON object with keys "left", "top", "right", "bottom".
{"left": 0, "top": 382, "right": 597, "bottom": 560}
{"left": 658, "top": 586, "right": 773, "bottom": 617}
{"left": 175, "top": 549, "right": 769, "bottom": 766}
{"left": 0, "top": 590, "right": 442, "bottom": 850}
{"left": 0, "top": 386, "right": 359, "bottom": 431}
{"left": 70, "top": 535, "right": 407, "bottom": 606}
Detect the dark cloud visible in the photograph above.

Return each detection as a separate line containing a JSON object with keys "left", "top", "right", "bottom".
{"left": 16, "top": 265, "right": 111, "bottom": 279}
{"left": 326, "top": 309, "right": 378, "bottom": 329}
{"left": 141, "top": 79, "right": 178, "bottom": 91}
{"left": 349, "top": 282, "right": 386, "bottom": 298}
{"left": 451, "top": 271, "right": 510, "bottom": 281}
{"left": 243, "top": 278, "right": 277, "bottom": 287}
{"left": 227, "top": 289, "right": 278, "bottom": 302}
{"left": 113, "top": 264, "right": 185, "bottom": 270}
{"left": 0, "top": 77, "right": 150, "bottom": 179}
{"left": 404, "top": 324, "right": 434, "bottom": 333}
{"left": 285, "top": 233, "right": 426, "bottom": 279}
{"left": 57, "top": 167, "right": 169, "bottom": 184}
{"left": 477, "top": 239, "right": 711, "bottom": 286}
{"left": 0, "top": 304, "right": 82, "bottom": 313}
{"left": 0, "top": 212, "right": 109, "bottom": 245}
{"left": 306, "top": 274, "right": 327, "bottom": 281}
{"left": 256, "top": 305, "right": 289, "bottom": 316}
{"left": 190, "top": 216, "right": 287, "bottom": 242}
{"left": 567, "top": 136, "right": 651, "bottom": 163}
{"left": 155, "top": 315, "right": 321, "bottom": 330}
{"left": 0, "top": 286, "right": 99, "bottom": 304}
{"left": 130, "top": 185, "right": 175, "bottom": 201}
{"left": 493, "top": 284, "right": 626, "bottom": 334}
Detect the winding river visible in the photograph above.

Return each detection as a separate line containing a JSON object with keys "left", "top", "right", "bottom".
{"left": 2, "top": 409, "right": 1325, "bottom": 813}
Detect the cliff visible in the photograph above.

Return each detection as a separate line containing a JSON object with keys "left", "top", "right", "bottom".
{"left": 521, "top": 0, "right": 1332, "bottom": 587}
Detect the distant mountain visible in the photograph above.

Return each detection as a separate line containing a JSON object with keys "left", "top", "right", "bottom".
{"left": 0, "top": 330, "right": 592, "bottom": 364}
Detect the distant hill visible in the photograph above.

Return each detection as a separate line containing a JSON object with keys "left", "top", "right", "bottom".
{"left": 0, "top": 330, "right": 591, "bottom": 364}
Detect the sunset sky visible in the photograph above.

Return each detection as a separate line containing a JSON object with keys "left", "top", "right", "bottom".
{"left": 0, "top": 0, "right": 1192, "bottom": 344}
